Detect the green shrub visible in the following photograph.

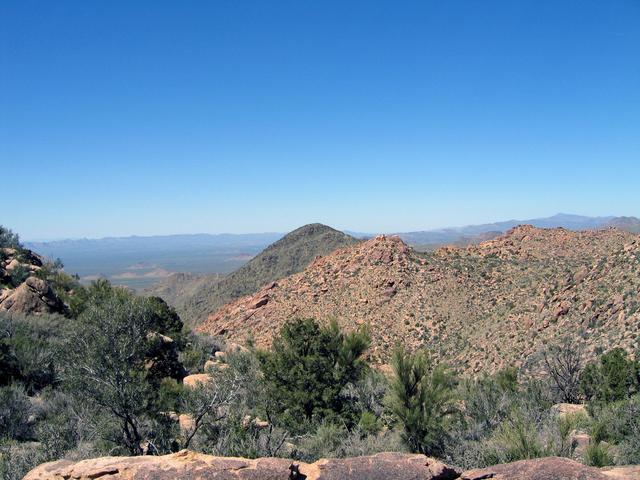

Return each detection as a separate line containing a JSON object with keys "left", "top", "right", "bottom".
{"left": 581, "top": 348, "right": 638, "bottom": 403}
{"left": 257, "top": 318, "right": 370, "bottom": 433}
{"left": 584, "top": 441, "right": 613, "bottom": 467}
{"left": 491, "top": 414, "right": 546, "bottom": 462}
{"left": 179, "top": 333, "right": 224, "bottom": 374}
{"left": 387, "top": 347, "right": 457, "bottom": 456}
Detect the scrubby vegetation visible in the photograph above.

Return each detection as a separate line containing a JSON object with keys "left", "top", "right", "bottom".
{"left": 2, "top": 274, "right": 640, "bottom": 478}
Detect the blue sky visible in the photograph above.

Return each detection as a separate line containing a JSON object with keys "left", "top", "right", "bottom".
{"left": 1, "top": 1, "right": 638, "bottom": 240}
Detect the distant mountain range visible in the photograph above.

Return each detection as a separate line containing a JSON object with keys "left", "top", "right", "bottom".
{"left": 24, "top": 214, "right": 640, "bottom": 289}
{"left": 25, "top": 233, "right": 284, "bottom": 289}
{"left": 387, "top": 214, "right": 640, "bottom": 247}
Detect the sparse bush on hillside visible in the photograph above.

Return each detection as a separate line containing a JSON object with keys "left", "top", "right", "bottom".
{"left": 0, "top": 442, "right": 47, "bottom": 480}
{"left": 584, "top": 441, "right": 613, "bottom": 467}
{"left": 542, "top": 337, "right": 584, "bottom": 403}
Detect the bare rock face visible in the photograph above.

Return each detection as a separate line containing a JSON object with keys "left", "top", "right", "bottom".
{"left": 602, "top": 465, "right": 640, "bottom": 479}
{"left": 461, "top": 456, "right": 611, "bottom": 480}
{"left": 0, "top": 276, "right": 65, "bottom": 315}
{"left": 24, "top": 451, "right": 460, "bottom": 480}
{"left": 0, "top": 246, "right": 67, "bottom": 316}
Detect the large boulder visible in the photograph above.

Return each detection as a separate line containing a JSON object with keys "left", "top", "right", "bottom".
{"left": 0, "top": 276, "right": 65, "bottom": 315}
{"left": 461, "top": 456, "right": 611, "bottom": 480}
{"left": 24, "top": 450, "right": 460, "bottom": 480}
{"left": 182, "top": 373, "right": 213, "bottom": 389}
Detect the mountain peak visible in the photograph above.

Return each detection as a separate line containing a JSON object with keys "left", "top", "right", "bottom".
{"left": 197, "top": 225, "right": 640, "bottom": 373}
{"left": 150, "top": 224, "right": 358, "bottom": 326}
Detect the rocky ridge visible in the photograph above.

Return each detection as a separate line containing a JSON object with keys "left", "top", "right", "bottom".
{"left": 197, "top": 226, "right": 640, "bottom": 373}
{"left": 150, "top": 224, "right": 359, "bottom": 327}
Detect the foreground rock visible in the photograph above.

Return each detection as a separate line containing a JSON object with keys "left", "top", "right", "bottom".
{"left": 602, "top": 465, "right": 640, "bottom": 479}
{"left": 24, "top": 451, "right": 458, "bottom": 480}
{"left": 461, "top": 456, "right": 611, "bottom": 479}
{"left": 26, "top": 451, "right": 638, "bottom": 480}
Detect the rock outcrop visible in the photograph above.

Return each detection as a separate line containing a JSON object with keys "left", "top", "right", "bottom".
{"left": 25, "top": 452, "right": 640, "bottom": 480}
{"left": 197, "top": 226, "right": 640, "bottom": 373}
{"left": 461, "top": 456, "right": 611, "bottom": 479}
{"left": 24, "top": 451, "right": 459, "bottom": 480}
{"left": 0, "top": 247, "right": 67, "bottom": 316}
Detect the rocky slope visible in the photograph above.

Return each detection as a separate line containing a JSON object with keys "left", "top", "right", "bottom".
{"left": 0, "top": 247, "right": 66, "bottom": 316}
{"left": 150, "top": 224, "right": 359, "bottom": 327}
{"left": 24, "top": 451, "right": 637, "bottom": 480}
{"left": 197, "top": 226, "right": 640, "bottom": 373}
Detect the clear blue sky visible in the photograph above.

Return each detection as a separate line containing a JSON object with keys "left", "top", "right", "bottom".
{"left": 1, "top": 1, "right": 638, "bottom": 240}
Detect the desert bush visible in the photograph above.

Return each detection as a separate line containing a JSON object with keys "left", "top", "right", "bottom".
{"left": 0, "top": 226, "right": 21, "bottom": 250}
{"left": 257, "top": 318, "right": 370, "bottom": 433}
{"left": 0, "top": 313, "right": 66, "bottom": 394}
{"left": 295, "top": 422, "right": 406, "bottom": 461}
{"left": 179, "top": 333, "right": 225, "bottom": 374}
{"left": 341, "top": 369, "right": 389, "bottom": 433}
{"left": 60, "top": 285, "right": 186, "bottom": 455}
{"left": 296, "top": 422, "right": 348, "bottom": 460}
{"left": 581, "top": 348, "right": 638, "bottom": 403}
{"left": 387, "top": 346, "right": 457, "bottom": 456}
{"left": 0, "top": 384, "right": 32, "bottom": 441}
{"left": 0, "top": 442, "right": 46, "bottom": 480}
{"left": 8, "top": 264, "right": 30, "bottom": 288}
{"left": 457, "top": 370, "right": 518, "bottom": 441}
{"left": 542, "top": 337, "right": 584, "bottom": 403}
{"left": 584, "top": 441, "right": 613, "bottom": 467}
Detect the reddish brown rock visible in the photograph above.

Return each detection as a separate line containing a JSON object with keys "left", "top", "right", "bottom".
{"left": 24, "top": 451, "right": 460, "bottom": 480}
{"left": 602, "top": 465, "right": 640, "bottom": 479}
{"left": 197, "top": 226, "right": 640, "bottom": 372}
{"left": 182, "top": 373, "right": 212, "bottom": 389}
{"left": 0, "top": 276, "right": 65, "bottom": 315}
{"left": 461, "top": 457, "right": 611, "bottom": 480}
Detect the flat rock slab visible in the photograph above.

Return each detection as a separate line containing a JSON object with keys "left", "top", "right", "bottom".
{"left": 24, "top": 451, "right": 459, "bottom": 480}
{"left": 602, "top": 465, "right": 640, "bottom": 479}
{"left": 461, "top": 456, "right": 612, "bottom": 480}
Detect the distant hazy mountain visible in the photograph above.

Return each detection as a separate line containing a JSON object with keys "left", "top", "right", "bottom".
{"left": 25, "top": 233, "right": 283, "bottom": 289}
{"left": 25, "top": 214, "right": 638, "bottom": 288}
{"left": 26, "top": 232, "right": 284, "bottom": 253}
{"left": 394, "top": 214, "right": 640, "bottom": 247}
{"left": 147, "top": 224, "right": 359, "bottom": 326}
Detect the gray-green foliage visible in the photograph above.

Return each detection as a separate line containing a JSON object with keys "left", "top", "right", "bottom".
{"left": 61, "top": 285, "right": 184, "bottom": 455}
{"left": 0, "top": 442, "right": 47, "bottom": 480}
{"left": 0, "top": 384, "right": 31, "bottom": 442}
{"left": 0, "top": 226, "right": 21, "bottom": 250}
{"left": 184, "top": 349, "right": 290, "bottom": 458}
